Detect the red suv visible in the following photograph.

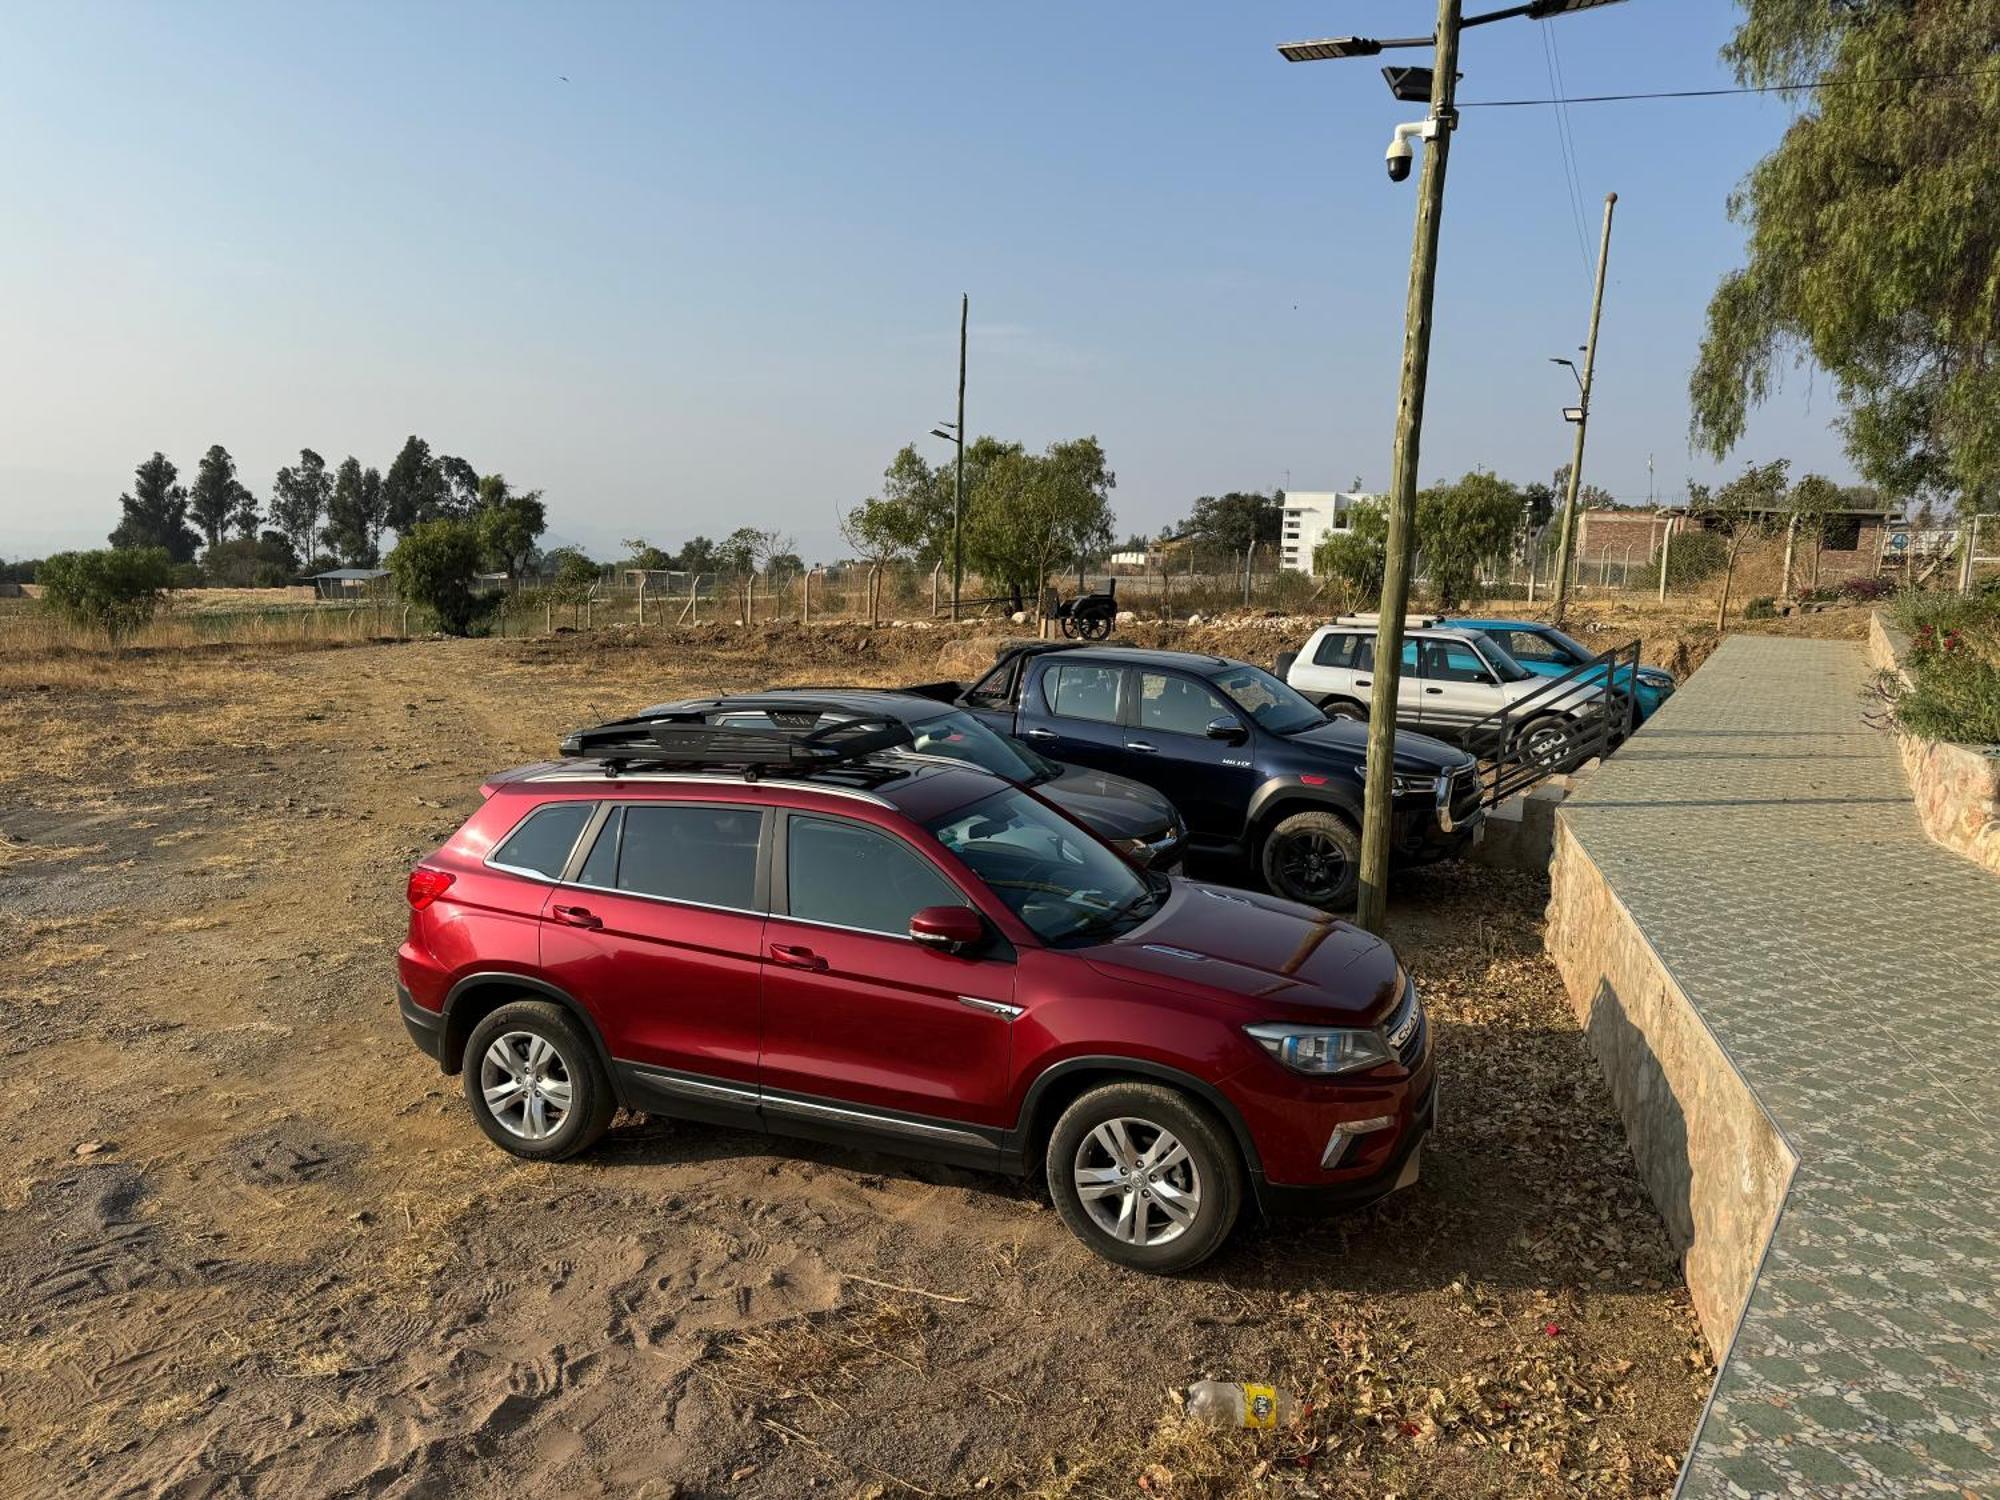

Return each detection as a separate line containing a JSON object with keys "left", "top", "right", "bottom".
{"left": 397, "top": 712, "right": 1435, "bottom": 1271}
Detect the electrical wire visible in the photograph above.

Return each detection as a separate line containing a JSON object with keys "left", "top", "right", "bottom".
{"left": 1540, "top": 22, "right": 1593, "bottom": 286}
{"left": 1460, "top": 69, "right": 2000, "bottom": 108}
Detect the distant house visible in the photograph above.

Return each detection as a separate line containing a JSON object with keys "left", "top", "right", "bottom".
{"left": 1281, "top": 491, "right": 1378, "bottom": 575}
{"left": 310, "top": 567, "right": 390, "bottom": 600}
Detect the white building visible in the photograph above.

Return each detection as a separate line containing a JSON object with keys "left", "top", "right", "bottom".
{"left": 1279, "top": 491, "right": 1376, "bottom": 575}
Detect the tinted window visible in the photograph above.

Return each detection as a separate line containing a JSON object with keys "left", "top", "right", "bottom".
{"left": 614, "top": 805, "right": 761, "bottom": 910}
{"left": 1314, "top": 632, "right": 1365, "bottom": 668}
{"left": 787, "top": 816, "right": 965, "bottom": 936}
{"left": 1045, "top": 663, "right": 1125, "bottom": 723}
{"left": 926, "top": 788, "right": 1159, "bottom": 945}
{"left": 1138, "top": 672, "right": 1231, "bottom": 736}
{"left": 1425, "top": 641, "right": 1494, "bottom": 684}
{"left": 908, "top": 711, "right": 1053, "bottom": 784}
{"left": 1209, "top": 664, "right": 1323, "bottom": 736}
{"left": 576, "top": 806, "right": 621, "bottom": 887}
{"left": 1340, "top": 638, "right": 1415, "bottom": 673}
{"left": 491, "top": 802, "right": 594, "bottom": 878}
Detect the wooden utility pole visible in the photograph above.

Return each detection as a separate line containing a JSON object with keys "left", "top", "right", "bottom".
{"left": 951, "top": 294, "right": 968, "bottom": 621}
{"left": 1551, "top": 191, "right": 1617, "bottom": 629}
{"left": 1356, "top": 0, "right": 1461, "bottom": 935}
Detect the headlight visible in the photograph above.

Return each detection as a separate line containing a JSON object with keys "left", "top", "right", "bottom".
{"left": 1390, "top": 774, "right": 1436, "bottom": 797}
{"left": 1638, "top": 670, "right": 1674, "bottom": 688}
{"left": 1244, "top": 1022, "right": 1391, "bottom": 1076}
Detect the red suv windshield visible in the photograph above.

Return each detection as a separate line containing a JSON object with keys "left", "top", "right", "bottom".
{"left": 925, "top": 786, "right": 1160, "bottom": 944}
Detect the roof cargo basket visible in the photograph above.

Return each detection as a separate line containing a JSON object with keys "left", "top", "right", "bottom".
{"left": 559, "top": 710, "right": 913, "bottom": 778}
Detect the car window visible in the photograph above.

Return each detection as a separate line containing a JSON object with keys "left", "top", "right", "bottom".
{"left": 1045, "top": 663, "right": 1125, "bottom": 724}
{"left": 964, "top": 654, "right": 1021, "bottom": 708}
{"left": 1345, "top": 638, "right": 1418, "bottom": 674}
{"left": 907, "top": 711, "right": 1052, "bottom": 784}
{"left": 926, "top": 787, "right": 1158, "bottom": 946}
{"left": 577, "top": 807, "right": 621, "bottom": 886}
{"left": 490, "top": 802, "right": 595, "bottom": 878}
{"left": 1497, "top": 629, "right": 1567, "bottom": 664}
{"left": 1208, "top": 664, "right": 1323, "bottom": 736}
{"left": 1425, "top": 642, "right": 1494, "bottom": 685}
{"left": 1314, "top": 632, "right": 1364, "bottom": 668}
{"left": 608, "top": 804, "right": 761, "bottom": 909}
{"left": 787, "top": 815, "right": 966, "bottom": 936}
{"left": 1137, "top": 672, "right": 1230, "bottom": 736}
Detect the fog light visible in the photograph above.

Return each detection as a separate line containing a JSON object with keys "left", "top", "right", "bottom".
{"left": 1320, "top": 1114, "right": 1395, "bottom": 1169}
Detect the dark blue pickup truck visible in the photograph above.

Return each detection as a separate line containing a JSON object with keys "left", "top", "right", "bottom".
{"left": 930, "top": 642, "right": 1482, "bottom": 909}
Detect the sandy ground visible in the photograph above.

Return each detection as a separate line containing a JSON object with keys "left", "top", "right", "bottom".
{"left": 0, "top": 620, "right": 1738, "bottom": 1498}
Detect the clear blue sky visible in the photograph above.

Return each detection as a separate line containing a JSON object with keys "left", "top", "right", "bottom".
{"left": 0, "top": 1, "right": 1851, "bottom": 563}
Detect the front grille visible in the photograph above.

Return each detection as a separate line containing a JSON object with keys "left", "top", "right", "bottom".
{"left": 1383, "top": 976, "right": 1428, "bottom": 1070}
{"left": 1448, "top": 765, "right": 1481, "bottom": 823}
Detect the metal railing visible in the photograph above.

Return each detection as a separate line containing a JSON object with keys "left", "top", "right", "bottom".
{"left": 1461, "top": 639, "right": 1641, "bottom": 807}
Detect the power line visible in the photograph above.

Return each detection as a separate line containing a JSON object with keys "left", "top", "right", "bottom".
{"left": 1461, "top": 68, "right": 2000, "bottom": 108}
{"left": 1540, "top": 22, "right": 1592, "bottom": 285}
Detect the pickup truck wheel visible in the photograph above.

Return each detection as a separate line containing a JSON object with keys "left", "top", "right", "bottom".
{"left": 1260, "top": 810, "right": 1361, "bottom": 909}
{"left": 1322, "top": 697, "right": 1367, "bottom": 722}
{"left": 1046, "top": 1082, "right": 1241, "bottom": 1273}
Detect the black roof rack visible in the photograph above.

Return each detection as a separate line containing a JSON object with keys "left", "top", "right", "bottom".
{"left": 560, "top": 704, "right": 914, "bottom": 779}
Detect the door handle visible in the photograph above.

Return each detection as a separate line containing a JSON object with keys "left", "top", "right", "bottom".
{"left": 1022, "top": 728, "right": 1057, "bottom": 741}
{"left": 1355, "top": 677, "right": 1372, "bottom": 687}
{"left": 550, "top": 904, "right": 602, "bottom": 930}
{"left": 1425, "top": 687, "right": 1444, "bottom": 695}
{"left": 769, "top": 943, "right": 828, "bottom": 972}
{"left": 1124, "top": 740, "right": 1156, "bottom": 753}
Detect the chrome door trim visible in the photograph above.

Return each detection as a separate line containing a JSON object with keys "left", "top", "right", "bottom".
{"left": 956, "top": 994, "right": 1024, "bottom": 1020}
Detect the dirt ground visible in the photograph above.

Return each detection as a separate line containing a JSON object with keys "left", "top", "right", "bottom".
{"left": 0, "top": 616, "right": 1751, "bottom": 1499}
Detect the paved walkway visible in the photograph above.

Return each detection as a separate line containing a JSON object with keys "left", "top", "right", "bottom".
{"left": 1559, "top": 636, "right": 2000, "bottom": 1497}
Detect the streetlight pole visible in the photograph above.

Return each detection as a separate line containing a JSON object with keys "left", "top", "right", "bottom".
{"left": 1354, "top": 0, "right": 1461, "bottom": 934}
{"left": 953, "top": 293, "right": 967, "bottom": 621}
{"left": 1551, "top": 191, "right": 1616, "bottom": 629}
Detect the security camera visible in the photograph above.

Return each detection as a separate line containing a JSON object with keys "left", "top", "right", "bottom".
{"left": 1385, "top": 119, "right": 1439, "bottom": 184}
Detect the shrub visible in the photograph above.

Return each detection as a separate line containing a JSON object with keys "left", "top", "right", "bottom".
{"left": 37, "top": 547, "right": 176, "bottom": 641}
{"left": 1878, "top": 588, "right": 2000, "bottom": 744}
{"left": 1744, "top": 595, "right": 1778, "bottom": 619}
{"left": 388, "top": 518, "right": 490, "bottom": 635}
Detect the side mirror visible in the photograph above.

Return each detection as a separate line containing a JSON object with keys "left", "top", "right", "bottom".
{"left": 1205, "top": 715, "right": 1247, "bottom": 744}
{"left": 910, "top": 905, "right": 985, "bottom": 955}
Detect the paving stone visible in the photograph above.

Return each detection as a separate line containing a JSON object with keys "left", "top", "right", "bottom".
{"left": 1560, "top": 636, "right": 2000, "bottom": 1498}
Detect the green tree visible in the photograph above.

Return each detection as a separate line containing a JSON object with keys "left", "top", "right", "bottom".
{"left": 108, "top": 452, "right": 198, "bottom": 563}
{"left": 1416, "top": 472, "right": 1525, "bottom": 608}
{"left": 672, "top": 536, "right": 717, "bottom": 575}
{"left": 438, "top": 455, "right": 481, "bottom": 517}
{"left": 619, "top": 537, "right": 674, "bottom": 572}
{"left": 964, "top": 437, "right": 1116, "bottom": 618}
{"left": 840, "top": 496, "right": 919, "bottom": 623}
{"left": 39, "top": 547, "right": 177, "bottom": 640}
{"left": 388, "top": 518, "right": 487, "bottom": 635}
{"left": 1690, "top": 1, "right": 2000, "bottom": 511}
{"left": 382, "top": 435, "right": 447, "bottom": 533}
{"left": 188, "top": 444, "right": 248, "bottom": 551}
{"left": 202, "top": 533, "right": 299, "bottom": 587}
{"left": 473, "top": 474, "right": 547, "bottom": 585}
{"left": 1179, "top": 491, "right": 1282, "bottom": 561}
{"left": 1314, "top": 499, "right": 1389, "bottom": 599}
{"left": 270, "top": 449, "right": 334, "bottom": 569}
{"left": 323, "top": 456, "right": 380, "bottom": 566}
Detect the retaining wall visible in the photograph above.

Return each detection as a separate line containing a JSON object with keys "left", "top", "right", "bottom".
{"left": 1867, "top": 610, "right": 2000, "bottom": 875}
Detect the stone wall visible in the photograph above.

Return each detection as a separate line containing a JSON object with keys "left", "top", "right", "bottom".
{"left": 1545, "top": 822, "right": 1796, "bottom": 1358}
{"left": 1867, "top": 611, "right": 2000, "bottom": 875}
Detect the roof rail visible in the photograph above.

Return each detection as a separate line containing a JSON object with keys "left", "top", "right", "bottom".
{"left": 559, "top": 710, "right": 914, "bottom": 779}
{"left": 1335, "top": 613, "right": 1441, "bottom": 629}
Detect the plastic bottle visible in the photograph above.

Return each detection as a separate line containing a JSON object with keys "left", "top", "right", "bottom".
{"left": 1184, "top": 1380, "right": 1298, "bottom": 1430}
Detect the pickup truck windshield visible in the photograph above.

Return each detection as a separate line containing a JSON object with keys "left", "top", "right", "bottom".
{"left": 909, "top": 711, "right": 1055, "bottom": 786}
{"left": 1209, "top": 664, "right": 1324, "bottom": 737}
{"left": 926, "top": 787, "right": 1159, "bottom": 945}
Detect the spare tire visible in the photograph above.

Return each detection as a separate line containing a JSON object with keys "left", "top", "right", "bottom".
{"left": 1274, "top": 650, "right": 1298, "bottom": 680}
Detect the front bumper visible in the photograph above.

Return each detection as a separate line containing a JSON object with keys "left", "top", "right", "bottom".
{"left": 398, "top": 982, "right": 445, "bottom": 1062}
{"left": 1251, "top": 1071, "right": 1436, "bottom": 1217}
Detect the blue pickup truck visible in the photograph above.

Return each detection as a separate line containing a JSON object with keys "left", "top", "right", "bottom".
{"left": 1442, "top": 618, "right": 1676, "bottom": 725}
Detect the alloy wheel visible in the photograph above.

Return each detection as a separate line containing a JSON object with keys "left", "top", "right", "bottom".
{"left": 1072, "top": 1116, "right": 1203, "bottom": 1247}
{"left": 479, "top": 1030, "right": 574, "bottom": 1141}
{"left": 1274, "top": 829, "right": 1352, "bottom": 903}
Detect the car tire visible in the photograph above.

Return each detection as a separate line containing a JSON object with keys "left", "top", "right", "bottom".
{"left": 1322, "top": 697, "right": 1367, "bottom": 722}
{"left": 1259, "top": 809, "right": 1362, "bottom": 909}
{"left": 1046, "top": 1082, "right": 1242, "bottom": 1273}
{"left": 462, "top": 1000, "right": 616, "bottom": 1162}
{"left": 1514, "top": 712, "right": 1577, "bottom": 770}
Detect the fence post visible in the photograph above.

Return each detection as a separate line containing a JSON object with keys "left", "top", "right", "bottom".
{"left": 637, "top": 581, "right": 646, "bottom": 628}
{"left": 1961, "top": 513, "right": 1980, "bottom": 594}
{"left": 1658, "top": 522, "right": 1672, "bottom": 604}
{"left": 802, "top": 566, "right": 813, "bottom": 625}
{"left": 1780, "top": 515, "right": 1799, "bottom": 599}
{"left": 931, "top": 560, "right": 943, "bottom": 616}
{"left": 868, "top": 565, "right": 881, "bottom": 627}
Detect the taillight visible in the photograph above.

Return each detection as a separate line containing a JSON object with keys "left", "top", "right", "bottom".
{"left": 407, "top": 867, "right": 455, "bottom": 910}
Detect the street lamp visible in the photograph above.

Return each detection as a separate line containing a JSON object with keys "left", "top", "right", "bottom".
{"left": 1277, "top": 0, "right": 1626, "bottom": 934}
{"left": 923, "top": 295, "right": 969, "bottom": 620}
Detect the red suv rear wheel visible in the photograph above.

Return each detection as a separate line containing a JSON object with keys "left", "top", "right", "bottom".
{"left": 462, "top": 1000, "right": 616, "bottom": 1161}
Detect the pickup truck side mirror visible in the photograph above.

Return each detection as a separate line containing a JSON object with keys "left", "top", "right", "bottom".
{"left": 1205, "top": 715, "right": 1247, "bottom": 745}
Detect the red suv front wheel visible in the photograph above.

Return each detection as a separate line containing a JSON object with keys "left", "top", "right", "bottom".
{"left": 1045, "top": 1082, "right": 1242, "bottom": 1273}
